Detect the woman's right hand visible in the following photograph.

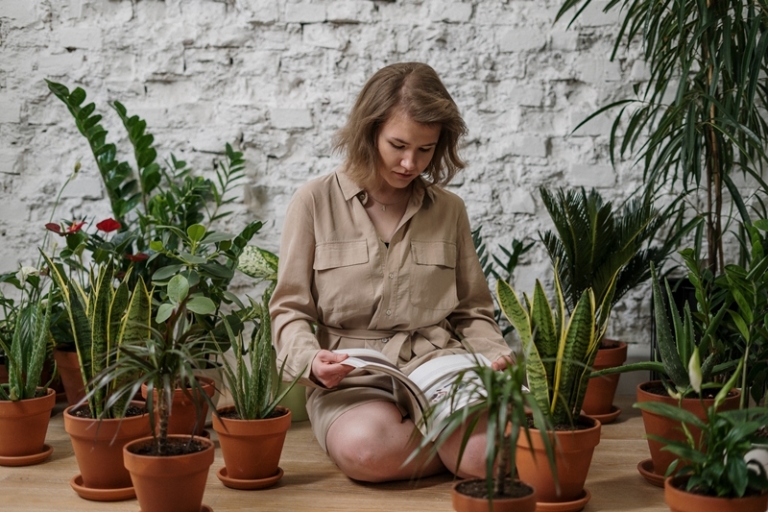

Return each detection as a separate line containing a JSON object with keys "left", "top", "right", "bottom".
{"left": 311, "top": 350, "right": 354, "bottom": 389}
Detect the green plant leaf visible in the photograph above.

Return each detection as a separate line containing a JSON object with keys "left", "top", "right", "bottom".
{"left": 167, "top": 275, "right": 189, "bottom": 304}
{"left": 187, "top": 224, "right": 206, "bottom": 242}
{"left": 186, "top": 296, "right": 216, "bottom": 315}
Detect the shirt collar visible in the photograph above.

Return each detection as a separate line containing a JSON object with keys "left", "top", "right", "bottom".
{"left": 336, "top": 168, "right": 436, "bottom": 207}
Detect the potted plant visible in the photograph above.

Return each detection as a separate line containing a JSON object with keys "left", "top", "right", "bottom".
{"left": 636, "top": 360, "right": 768, "bottom": 512}
{"left": 539, "top": 186, "right": 693, "bottom": 422}
{"left": 211, "top": 284, "right": 302, "bottom": 490}
{"left": 411, "top": 352, "right": 556, "bottom": 512}
{"left": 496, "top": 264, "right": 617, "bottom": 510}
{"left": 594, "top": 256, "right": 741, "bottom": 485}
{"left": 43, "top": 257, "right": 153, "bottom": 501}
{"left": 557, "top": 0, "right": 768, "bottom": 276}
{"left": 45, "top": 80, "right": 261, "bottom": 377}
{"left": 0, "top": 291, "right": 56, "bottom": 467}
{"left": 89, "top": 271, "right": 220, "bottom": 512}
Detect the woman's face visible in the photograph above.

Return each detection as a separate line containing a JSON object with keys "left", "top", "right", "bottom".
{"left": 375, "top": 112, "right": 441, "bottom": 192}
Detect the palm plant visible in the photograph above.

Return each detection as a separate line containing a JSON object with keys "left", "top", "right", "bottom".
{"left": 539, "top": 186, "right": 693, "bottom": 319}
{"left": 557, "top": 0, "right": 768, "bottom": 274}
{"left": 414, "top": 355, "right": 556, "bottom": 507}
{"left": 496, "top": 266, "right": 617, "bottom": 427}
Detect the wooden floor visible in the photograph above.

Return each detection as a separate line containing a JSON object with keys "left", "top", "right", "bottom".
{"left": 1, "top": 395, "right": 669, "bottom": 512}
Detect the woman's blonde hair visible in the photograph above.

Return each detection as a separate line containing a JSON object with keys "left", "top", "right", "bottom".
{"left": 334, "top": 62, "right": 467, "bottom": 188}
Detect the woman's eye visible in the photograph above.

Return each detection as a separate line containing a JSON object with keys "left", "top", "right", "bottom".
{"left": 390, "top": 143, "right": 405, "bottom": 150}
{"left": 419, "top": 147, "right": 433, "bottom": 153}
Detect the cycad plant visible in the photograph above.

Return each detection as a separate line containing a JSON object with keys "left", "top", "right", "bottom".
{"left": 539, "top": 187, "right": 691, "bottom": 317}
{"left": 557, "top": 0, "right": 768, "bottom": 274}
{"left": 496, "top": 267, "right": 617, "bottom": 427}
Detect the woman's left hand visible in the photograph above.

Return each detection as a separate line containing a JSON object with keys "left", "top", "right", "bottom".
{"left": 491, "top": 355, "right": 514, "bottom": 371}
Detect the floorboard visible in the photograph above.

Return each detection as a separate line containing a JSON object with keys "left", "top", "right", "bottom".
{"left": 0, "top": 395, "right": 669, "bottom": 511}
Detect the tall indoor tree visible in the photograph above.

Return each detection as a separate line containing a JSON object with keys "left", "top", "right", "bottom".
{"left": 557, "top": 0, "right": 768, "bottom": 273}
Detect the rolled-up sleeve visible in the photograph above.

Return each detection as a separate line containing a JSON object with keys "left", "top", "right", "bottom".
{"left": 448, "top": 201, "right": 512, "bottom": 363}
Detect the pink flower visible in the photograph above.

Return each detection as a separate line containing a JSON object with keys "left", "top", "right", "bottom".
{"left": 96, "top": 218, "right": 121, "bottom": 233}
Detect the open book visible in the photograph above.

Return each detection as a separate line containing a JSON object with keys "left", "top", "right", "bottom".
{"left": 335, "top": 348, "right": 491, "bottom": 437}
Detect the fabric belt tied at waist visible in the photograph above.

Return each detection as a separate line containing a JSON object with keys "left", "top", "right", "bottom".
{"left": 319, "top": 324, "right": 451, "bottom": 366}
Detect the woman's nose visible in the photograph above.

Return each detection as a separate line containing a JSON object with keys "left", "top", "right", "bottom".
{"left": 400, "top": 153, "right": 416, "bottom": 171}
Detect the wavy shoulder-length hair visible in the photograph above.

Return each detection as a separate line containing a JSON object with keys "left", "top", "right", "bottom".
{"left": 334, "top": 62, "right": 467, "bottom": 189}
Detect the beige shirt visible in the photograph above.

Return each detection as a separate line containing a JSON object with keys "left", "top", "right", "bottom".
{"left": 270, "top": 169, "right": 511, "bottom": 388}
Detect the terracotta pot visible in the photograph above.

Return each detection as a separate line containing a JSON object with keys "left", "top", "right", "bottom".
{"left": 192, "top": 363, "right": 223, "bottom": 426}
{"left": 451, "top": 479, "right": 537, "bottom": 512}
{"left": 665, "top": 475, "right": 768, "bottom": 512}
{"left": 636, "top": 381, "right": 740, "bottom": 476}
{"left": 582, "top": 340, "right": 627, "bottom": 416}
{"left": 54, "top": 348, "right": 86, "bottom": 406}
{"left": 0, "top": 388, "right": 57, "bottom": 461}
{"left": 63, "top": 401, "right": 152, "bottom": 490}
{"left": 123, "top": 435, "right": 214, "bottom": 512}
{"left": 141, "top": 376, "right": 215, "bottom": 436}
{"left": 516, "top": 415, "right": 601, "bottom": 503}
{"left": 212, "top": 405, "right": 291, "bottom": 480}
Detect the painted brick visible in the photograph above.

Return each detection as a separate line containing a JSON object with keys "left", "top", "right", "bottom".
{"left": 569, "top": 163, "right": 616, "bottom": 188}
{"left": 303, "top": 24, "right": 348, "bottom": 50}
{"left": 430, "top": 2, "right": 473, "bottom": 23}
{"left": 327, "top": 1, "right": 374, "bottom": 24}
{"left": 285, "top": 3, "right": 326, "bottom": 24}
{"left": 270, "top": 108, "right": 313, "bottom": 129}
{"left": 239, "top": 0, "right": 280, "bottom": 24}
{"left": 498, "top": 28, "right": 547, "bottom": 53}
{"left": 0, "top": 0, "right": 36, "bottom": 27}
{"left": 57, "top": 27, "right": 103, "bottom": 50}
{"left": 36, "top": 53, "right": 85, "bottom": 77}
{"left": 0, "top": 96, "right": 21, "bottom": 123}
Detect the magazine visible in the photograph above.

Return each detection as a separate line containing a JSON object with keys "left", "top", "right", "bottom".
{"left": 335, "top": 348, "right": 491, "bottom": 436}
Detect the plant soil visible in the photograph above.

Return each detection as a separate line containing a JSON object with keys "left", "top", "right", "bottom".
{"left": 69, "top": 404, "right": 146, "bottom": 418}
{"left": 455, "top": 479, "right": 533, "bottom": 499}
{"left": 673, "top": 477, "right": 763, "bottom": 498}
{"left": 131, "top": 437, "right": 208, "bottom": 456}
{"left": 600, "top": 340, "right": 620, "bottom": 349}
{"left": 644, "top": 384, "right": 734, "bottom": 400}
{"left": 220, "top": 407, "right": 288, "bottom": 421}
{"left": 527, "top": 416, "right": 594, "bottom": 431}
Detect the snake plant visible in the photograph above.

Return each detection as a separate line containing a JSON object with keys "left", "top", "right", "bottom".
{"left": 497, "top": 268, "right": 616, "bottom": 427}
{"left": 42, "top": 253, "right": 152, "bottom": 418}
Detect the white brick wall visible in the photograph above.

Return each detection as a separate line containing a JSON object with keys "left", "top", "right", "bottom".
{"left": 0, "top": 0, "right": 662, "bottom": 387}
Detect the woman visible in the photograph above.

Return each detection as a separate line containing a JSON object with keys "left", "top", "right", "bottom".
{"left": 270, "top": 62, "right": 512, "bottom": 483}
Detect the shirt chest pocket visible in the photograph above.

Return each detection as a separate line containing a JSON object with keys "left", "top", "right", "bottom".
{"left": 313, "top": 240, "right": 374, "bottom": 312}
{"left": 409, "top": 240, "right": 459, "bottom": 311}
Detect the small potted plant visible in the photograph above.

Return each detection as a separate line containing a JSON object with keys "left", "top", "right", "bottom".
{"left": 636, "top": 359, "right": 768, "bottom": 512}
{"left": 211, "top": 290, "right": 302, "bottom": 489}
{"left": 0, "top": 291, "right": 56, "bottom": 467}
{"left": 43, "top": 256, "right": 153, "bottom": 501}
{"left": 90, "top": 272, "right": 220, "bottom": 512}
{"left": 496, "top": 263, "right": 617, "bottom": 510}
{"left": 593, "top": 257, "right": 741, "bottom": 484}
{"left": 412, "top": 352, "right": 556, "bottom": 512}
{"left": 539, "top": 186, "right": 692, "bottom": 422}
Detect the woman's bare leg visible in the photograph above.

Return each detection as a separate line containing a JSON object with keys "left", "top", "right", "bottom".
{"left": 325, "top": 401, "right": 447, "bottom": 482}
{"left": 436, "top": 413, "right": 490, "bottom": 479}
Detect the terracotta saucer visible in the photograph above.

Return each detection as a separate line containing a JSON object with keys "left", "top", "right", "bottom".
{"left": 637, "top": 458, "right": 665, "bottom": 487}
{"left": 587, "top": 405, "right": 621, "bottom": 424}
{"left": 535, "top": 489, "right": 591, "bottom": 512}
{"left": 70, "top": 474, "right": 136, "bottom": 501}
{"left": 0, "top": 444, "right": 53, "bottom": 467}
{"left": 217, "top": 466, "right": 284, "bottom": 490}
{"left": 140, "top": 506, "right": 211, "bottom": 512}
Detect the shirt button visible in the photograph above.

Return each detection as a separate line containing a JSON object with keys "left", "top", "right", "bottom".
{"left": 381, "top": 338, "right": 388, "bottom": 343}
{"left": 389, "top": 272, "right": 394, "bottom": 279}
{"left": 386, "top": 309, "right": 391, "bottom": 316}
